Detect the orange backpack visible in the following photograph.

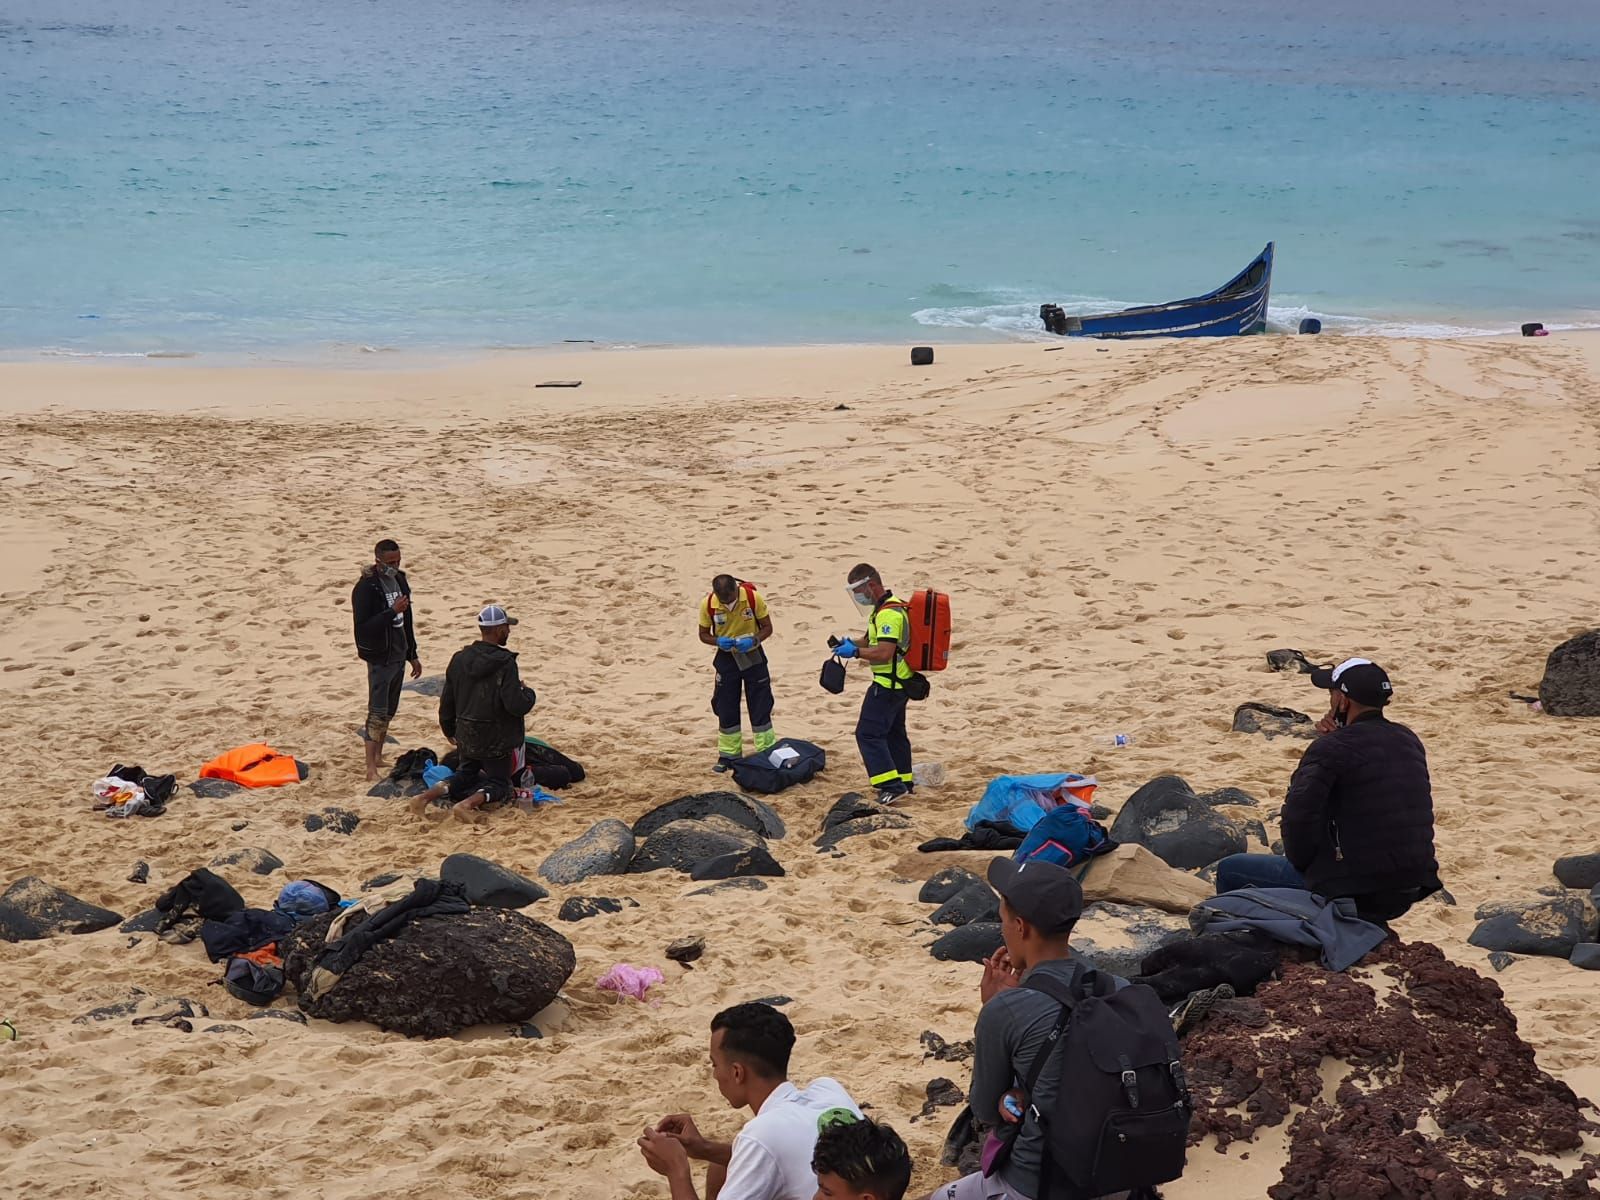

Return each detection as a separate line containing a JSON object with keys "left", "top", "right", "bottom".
{"left": 882, "top": 589, "right": 952, "bottom": 672}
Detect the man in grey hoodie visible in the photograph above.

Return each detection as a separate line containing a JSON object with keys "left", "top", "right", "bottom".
{"left": 437, "top": 605, "right": 536, "bottom": 819}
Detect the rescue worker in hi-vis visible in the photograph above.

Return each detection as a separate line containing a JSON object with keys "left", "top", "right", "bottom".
{"left": 698, "top": 574, "right": 777, "bottom": 772}
{"left": 832, "top": 562, "right": 916, "bottom": 802}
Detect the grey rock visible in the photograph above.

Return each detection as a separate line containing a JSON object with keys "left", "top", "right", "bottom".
{"left": 188, "top": 778, "right": 242, "bottom": 799}
{"left": 134, "top": 1015, "right": 193, "bottom": 1032}
{"left": 813, "top": 812, "right": 913, "bottom": 852}
{"left": 1468, "top": 893, "right": 1599, "bottom": 958}
{"left": 1538, "top": 629, "right": 1600, "bottom": 717}
{"left": 231, "top": 821, "right": 248, "bottom": 832}
{"left": 76, "top": 995, "right": 207, "bottom": 1025}
{"left": 120, "top": 908, "right": 164, "bottom": 933}
{"left": 1198, "top": 787, "right": 1259, "bottom": 808}
{"left": 821, "top": 792, "right": 887, "bottom": 832}
{"left": 1242, "top": 820, "right": 1269, "bottom": 847}
{"left": 0, "top": 877, "right": 124, "bottom": 942}
{"left": 687, "top": 877, "right": 769, "bottom": 897}
{"left": 633, "top": 791, "right": 786, "bottom": 841}
{"left": 208, "top": 848, "right": 284, "bottom": 876}
{"left": 920, "top": 867, "right": 985, "bottom": 905}
{"left": 281, "top": 907, "right": 576, "bottom": 1039}
{"left": 539, "top": 819, "right": 636, "bottom": 884}
{"left": 1553, "top": 854, "right": 1600, "bottom": 890}
{"left": 1074, "top": 902, "right": 1193, "bottom": 979}
{"left": 931, "top": 881, "right": 1001, "bottom": 928}
{"left": 1089, "top": 804, "right": 1113, "bottom": 822}
{"left": 666, "top": 935, "right": 706, "bottom": 964}
{"left": 1488, "top": 951, "right": 1516, "bottom": 972}
{"left": 511, "top": 1023, "right": 543, "bottom": 1038}
{"left": 203, "top": 1024, "right": 250, "bottom": 1034}
{"left": 632, "top": 818, "right": 764, "bottom": 874}
{"left": 305, "top": 806, "right": 360, "bottom": 834}
{"left": 247, "top": 1009, "right": 307, "bottom": 1024}
{"left": 403, "top": 674, "right": 446, "bottom": 697}
{"left": 923, "top": 1077, "right": 966, "bottom": 1114}
{"left": 688, "top": 845, "right": 785, "bottom": 881}
{"left": 1570, "top": 943, "right": 1600, "bottom": 970}
{"left": 1431, "top": 888, "right": 1457, "bottom": 907}
{"left": 128, "top": 861, "right": 149, "bottom": 884}
{"left": 440, "top": 854, "right": 548, "bottom": 908}
{"left": 1270, "top": 839, "right": 1285, "bottom": 857}
{"left": 753, "top": 995, "right": 793, "bottom": 1007}
{"left": 1231, "top": 702, "right": 1315, "bottom": 740}
{"left": 929, "top": 922, "right": 1005, "bottom": 963}
{"left": 366, "top": 777, "right": 427, "bottom": 799}
{"left": 1107, "top": 776, "right": 1249, "bottom": 870}
{"left": 558, "top": 896, "right": 636, "bottom": 922}
{"left": 363, "top": 872, "right": 404, "bottom": 890}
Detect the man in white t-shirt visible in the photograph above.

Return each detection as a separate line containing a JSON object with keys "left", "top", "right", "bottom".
{"left": 639, "top": 1002, "right": 860, "bottom": 1200}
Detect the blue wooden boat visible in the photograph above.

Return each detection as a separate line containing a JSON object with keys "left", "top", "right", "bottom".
{"left": 1040, "top": 243, "right": 1273, "bottom": 339}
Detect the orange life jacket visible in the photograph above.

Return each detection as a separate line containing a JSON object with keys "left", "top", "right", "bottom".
{"left": 199, "top": 743, "right": 303, "bottom": 789}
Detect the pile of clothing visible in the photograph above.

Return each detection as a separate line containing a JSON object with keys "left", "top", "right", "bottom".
{"left": 91, "top": 764, "right": 177, "bottom": 818}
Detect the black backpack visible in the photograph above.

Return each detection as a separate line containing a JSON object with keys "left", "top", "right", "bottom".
{"left": 729, "top": 738, "right": 826, "bottom": 794}
{"left": 1010, "top": 963, "right": 1191, "bottom": 1199}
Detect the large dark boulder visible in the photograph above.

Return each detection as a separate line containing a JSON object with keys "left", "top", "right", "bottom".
{"left": 281, "top": 907, "right": 575, "bottom": 1039}
{"left": 689, "top": 845, "right": 785, "bottom": 881}
{"left": 920, "top": 867, "right": 985, "bottom": 905}
{"left": 0, "top": 877, "right": 123, "bottom": 942}
{"left": 440, "top": 854, "right": 548, "bottom": 908}
{"left": 931, "top": 882, "right": 1000, "bottom": 927}
{"left": 539, "top": 820, "right": 636, "bottom": 884}
{"left": 1468, "top": 893, "right": 1599, "bottom": 958}
{"left": 929, "top": 922, "right": 1004, "bottom": 963}
{"left": 1108, "top": 776, "right": 1249, "bottom": 870}
{"left": 631, "top": 818, "right": 765, "bottom": 874}
{"left": 814, "top": 812, "right": 912, "bottom": 852}
{"left": 1231, "top": 703, "right": 1315, "bottom": 740}
{"left": 1539, "top": 630, "right": 1600, "bottom": 716}
{"left": 633, "top": 792, "right": 785, "bottom": 841}
{"left": 120, "top": 908, "right": 164, "bottom": 933}
{"left": 1552, "top": 853, "right": 1600, "bottom": 890}
{"left": 1072, "top": 902, "right": 1191, "bottom": 978}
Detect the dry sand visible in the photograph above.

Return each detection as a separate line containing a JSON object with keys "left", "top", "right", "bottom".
{"left": 2, "top": 333, "right": 1599, "bottom": 1198}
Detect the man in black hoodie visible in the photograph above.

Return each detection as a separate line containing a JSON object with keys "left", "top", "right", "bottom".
{"left": 1216, "top": 658, "right": 1442, "bottom": 924}
{"left": 352, "top": 539, "right": 422, "bottom": 780}
{"left": 438, "top": 605, "right": 537, "bottom": 818}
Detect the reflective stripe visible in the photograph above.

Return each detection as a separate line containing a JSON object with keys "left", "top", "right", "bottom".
{"left": 753, "top": 727, "right": 777, "bottom": 753}
{"left": 869, "top": 767, "right": 902, "bottom": 786}
{"left": 717, "top": 731, "right": 744, "bottom": 757}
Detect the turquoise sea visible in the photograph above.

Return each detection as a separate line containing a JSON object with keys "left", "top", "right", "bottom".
{"left": 2, "top": 0, "right": 1597, "bottom": 357}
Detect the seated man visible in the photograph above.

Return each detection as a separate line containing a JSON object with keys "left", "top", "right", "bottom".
{"left": 1215, "top": 658, "right": 1442, "bottom": 923}
{"left": 933, "top": 858, "right": 1117, "bottom": 1200}
{"left": 639, "top": 1002, "right": 860, "bottom": 1200}
{"left": 813, "top": 1114, "right": 913, "bottom": 1200}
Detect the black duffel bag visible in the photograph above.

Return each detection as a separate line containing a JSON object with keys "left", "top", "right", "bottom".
{"left": 730, "top": 738, "right": 827, "bottom": 795}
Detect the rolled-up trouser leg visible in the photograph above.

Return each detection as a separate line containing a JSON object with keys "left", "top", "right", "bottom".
{"left": 364, "top": 654, "right": 406, "bottom": 743}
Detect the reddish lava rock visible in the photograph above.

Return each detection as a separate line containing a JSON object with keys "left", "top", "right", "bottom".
{"left": 1183, "top": 940, "right": 1600, "bottom": 1199}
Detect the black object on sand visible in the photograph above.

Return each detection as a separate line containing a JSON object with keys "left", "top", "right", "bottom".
{"left": 1298, "top": 318, "right": 1322, "bottom": 334}
{"left": 911, "top": 346, "right": 934, "bottom": 366}
{"left": 536, "top": 380, "right": 583, "bottom": 388}
{"left": 1521, "top": 322, "right": 1544, "bottom": 337}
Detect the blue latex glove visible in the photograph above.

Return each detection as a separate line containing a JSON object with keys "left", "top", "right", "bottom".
{"left": 735, "top": 635, "right": 758, "bottom": 653}
{"left": 716, "top": 636, "right": 736, "bottom": 651}
{"left": 834, "top": 637, "right": 858, "bottom": 659}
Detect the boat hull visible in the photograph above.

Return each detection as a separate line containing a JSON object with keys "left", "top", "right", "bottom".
{"left": 1041, "top": 243, "right": 1274, "bottom": 339}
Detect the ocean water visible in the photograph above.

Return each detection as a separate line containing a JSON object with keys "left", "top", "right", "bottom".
{"left": 1, "top": 0, "right": 1597, "bottom": 356}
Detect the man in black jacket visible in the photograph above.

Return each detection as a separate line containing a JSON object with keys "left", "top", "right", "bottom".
{"left": 352, "top": 539, "right": 422, "bottom": 780}
{"left": 1215, "top": 658, "right": 1442, "bottom": 924}
{"left": 438, "top": 605, "right": 537, "bottom": 819}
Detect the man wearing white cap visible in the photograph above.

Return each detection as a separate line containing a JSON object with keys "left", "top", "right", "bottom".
{"left": 437, "top": 605, "right": 537, "bottom": 817}
{"left": 1215, "top": 657, "right": 1442, "bottom": 924}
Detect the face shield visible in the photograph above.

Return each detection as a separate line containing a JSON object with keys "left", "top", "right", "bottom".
{"left": 847, "top": 581, "right": 877, "bottom": 617}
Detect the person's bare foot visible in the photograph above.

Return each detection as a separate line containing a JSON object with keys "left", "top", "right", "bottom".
{"left": 450, "top": 802, "right": 487, "bottom": 825}
{"left": 366, "top": 765, "right": 380, "bottom": 782}
{"left": 407, "top": 792, "right": 431, "bottom": 816}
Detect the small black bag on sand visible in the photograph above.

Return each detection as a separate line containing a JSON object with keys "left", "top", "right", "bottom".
{"left": 223, "top": 956, "right": 285, "bottom": 1006}
{"left": 819, "top": 657, "right": 846, "bottom": 694}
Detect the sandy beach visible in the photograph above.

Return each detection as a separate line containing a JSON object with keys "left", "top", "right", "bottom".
{"left": 3, "top": 333, "right": 1600, "bottom": 1199}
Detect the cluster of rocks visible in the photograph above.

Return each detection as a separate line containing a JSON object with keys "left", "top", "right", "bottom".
{"left": 1107, "top": 775, "right": 1268, "bottom": 871}
{"left": 1468, "top": 852, "right": 1600, "bottom": 971}
{"left": 537, "top": 791, "right": 788, "bottom": 891}
{"left": 1184, "top": 939, "right": 1599, "bottom": 1199}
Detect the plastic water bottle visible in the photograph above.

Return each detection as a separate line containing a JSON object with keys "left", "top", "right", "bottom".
{"left": 1105, "top": 733, "right": 1133, "bottom": 748}
{"left": 912, "top": 762, "right": 947, "bottom": 788}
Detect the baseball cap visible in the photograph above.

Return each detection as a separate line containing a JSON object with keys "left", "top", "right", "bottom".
{"left": 986, "top": 857, "right": 1084, "bottom": 934}
{"left": 1310, "top": 657, "right": 1392, "bottom": 706}
{"left": 476, "top": 604, "right": 518, "bottom": 627}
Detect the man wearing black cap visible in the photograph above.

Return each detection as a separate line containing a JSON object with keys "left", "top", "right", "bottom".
{"left": 931, "top": 858, "right": 1107, "bottom": 1200}
{"left": 1215, "top": 657, "right": 1442, "bottom": 924}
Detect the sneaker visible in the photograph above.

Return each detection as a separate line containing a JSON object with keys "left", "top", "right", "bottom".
{"left": 712, "top": 758, "right": 736, "bottom": 774}
{"left": 1171, "top": 983, "right": 1235, "bottom": 1036}
{"left": 874, "top": 787, "right": 910, "bottom": 806}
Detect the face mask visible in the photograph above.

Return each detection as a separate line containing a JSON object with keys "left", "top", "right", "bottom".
{"left": 378, "top": 562, "right": 399, "bottom": 578}
{"left": 847, "top": 584, "right": 876, "bottom": 616}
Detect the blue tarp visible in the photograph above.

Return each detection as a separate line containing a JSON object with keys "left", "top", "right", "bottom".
{"left": 964, "top": 773, "right": 1097, "bottom": 833}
